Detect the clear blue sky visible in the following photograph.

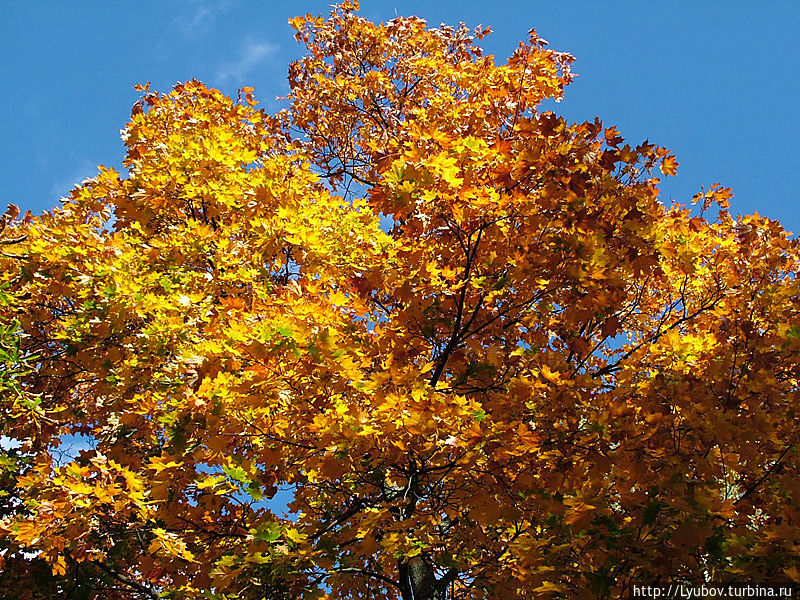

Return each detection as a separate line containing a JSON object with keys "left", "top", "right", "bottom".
{"left": 2, "top": 1, "right": 798, "bottom": 231}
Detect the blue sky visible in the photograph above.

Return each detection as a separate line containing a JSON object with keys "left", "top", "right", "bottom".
{"left": 2, "top": 1, "right": 798, "bottom": 231}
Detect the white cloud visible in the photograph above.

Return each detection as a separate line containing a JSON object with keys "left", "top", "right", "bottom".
{"left": 215, "top": 38, "right": 278, "bottom": 86}
{"left": 172, "top": 0, "right": 232, "bottom": 37}
{"left": 51, "top": 159, "right": 98, "bottom": 199}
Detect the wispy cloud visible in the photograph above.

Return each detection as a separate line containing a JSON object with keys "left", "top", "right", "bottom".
{"left": 172, "top": 0, "right": 231, "bottom": 37}
{"left": 215, "top": 38, "right": 278, "bottom": 86}
{"left": 51, "top": 159, "right": 98, "bottom": 199}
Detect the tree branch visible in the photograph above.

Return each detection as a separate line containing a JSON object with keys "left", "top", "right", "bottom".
{"left": 735, "top": 444, "right": 794, "bottom": 505}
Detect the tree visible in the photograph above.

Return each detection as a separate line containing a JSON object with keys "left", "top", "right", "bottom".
{"left": 1, "top": 2, "right": 799, "bottom": 598}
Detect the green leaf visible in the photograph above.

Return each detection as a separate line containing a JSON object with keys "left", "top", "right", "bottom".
{"left": 252, "top": 522, "right": 283, "bottom": 543}
{"left": 223, "top": 463, "right": 252, "bottom": 484}
{"left": 275, "top": 325, "right": 294, "bottom": 339}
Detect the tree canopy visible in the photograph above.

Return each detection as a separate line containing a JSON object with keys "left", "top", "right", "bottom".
{"left": 1, "top": 2, "right": 799, "bottom": 598}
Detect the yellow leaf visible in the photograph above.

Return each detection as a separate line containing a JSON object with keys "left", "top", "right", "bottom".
{"left": 285, "top": 528, "right": 308, "bottom": 544}
{"left": 660, "top": 154, "right": 678, "bottom": 176}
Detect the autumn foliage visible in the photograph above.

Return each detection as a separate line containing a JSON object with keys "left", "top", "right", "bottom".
{"left": 1, "top": 3, "right": 799, "bottom": 598}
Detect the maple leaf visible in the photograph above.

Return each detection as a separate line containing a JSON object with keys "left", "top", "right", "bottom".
{"left": 660, "top": 154, "right": 679, "bottom": 176}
